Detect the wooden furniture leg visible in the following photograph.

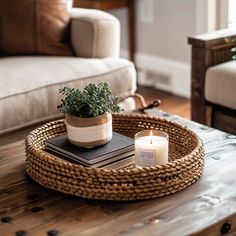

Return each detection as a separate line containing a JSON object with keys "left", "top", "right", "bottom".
{"left": 127, "top": 0, "right": 135, "bottom": 62}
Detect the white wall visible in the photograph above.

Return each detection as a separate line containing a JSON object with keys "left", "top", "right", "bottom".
{"left": 109, "top": 0, "right": 211, "bottom": 98}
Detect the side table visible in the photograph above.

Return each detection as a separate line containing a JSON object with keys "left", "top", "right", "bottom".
{"left": 73, "top": 0, "right": 136, "bottom": 62}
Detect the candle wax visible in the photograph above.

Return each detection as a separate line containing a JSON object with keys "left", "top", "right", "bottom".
{"left": 135, "top": 135, "right": 168, "bottom": 166}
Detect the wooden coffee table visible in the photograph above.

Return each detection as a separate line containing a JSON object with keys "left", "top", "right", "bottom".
{"left": 1, "top": 109, "right": 236, "bottom": 236}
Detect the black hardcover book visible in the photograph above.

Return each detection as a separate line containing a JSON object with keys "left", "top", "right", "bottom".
{"left": 46, "top": 146, "right": 134, "bottom": 168}
{"left": 45, "top": 132, "right": 134, "bottom": 166}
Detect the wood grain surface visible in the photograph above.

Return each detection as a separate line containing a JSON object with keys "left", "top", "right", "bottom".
{"left": 0, "top": 109, "right": 236, "bottom": 236}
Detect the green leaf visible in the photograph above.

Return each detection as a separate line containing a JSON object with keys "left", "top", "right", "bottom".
{"left": 58, "top": 82, "right": 122, "bottom": 118}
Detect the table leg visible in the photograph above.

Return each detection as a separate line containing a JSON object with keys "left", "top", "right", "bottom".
{"left": 127, "top": 0, "right": 135, "bottom": 63}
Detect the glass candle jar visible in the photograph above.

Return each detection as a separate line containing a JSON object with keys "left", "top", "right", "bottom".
{"left": 135, "top": 130, "right": 169, "bottom": 167}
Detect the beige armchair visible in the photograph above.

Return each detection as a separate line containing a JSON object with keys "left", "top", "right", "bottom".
{"left": 189, "top": 29, "right": 236, "bottom": 134}
{"left": 0, "top": 8, "right": 137, "bottom": 135}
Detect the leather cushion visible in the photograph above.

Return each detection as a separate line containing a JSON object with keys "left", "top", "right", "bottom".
{"left": 0, "top": 0, "right": 73, "bottom": 56}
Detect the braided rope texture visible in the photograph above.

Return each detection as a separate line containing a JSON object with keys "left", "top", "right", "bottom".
{"left": 25, "top": 113, "right": 205, "bottom": 201}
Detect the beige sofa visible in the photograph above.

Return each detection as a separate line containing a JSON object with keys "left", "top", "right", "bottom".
{"left": 0, "top": 8, "right": 136, "bottom": 135}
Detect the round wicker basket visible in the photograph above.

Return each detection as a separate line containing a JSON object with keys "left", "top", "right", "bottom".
{"left": 25, "top": 113, "right": 205, "bottom": 201}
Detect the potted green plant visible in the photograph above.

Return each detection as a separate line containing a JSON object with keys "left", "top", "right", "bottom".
{"left": 58, "top": 82, "right": 122, "bottom": 148}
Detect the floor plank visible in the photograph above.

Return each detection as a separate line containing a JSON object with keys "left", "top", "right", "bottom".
{"left": 137, "top": 86, "right": 190, "bottom": 119}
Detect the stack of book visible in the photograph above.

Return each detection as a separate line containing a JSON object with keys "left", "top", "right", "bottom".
{"left": 45, "top": 132, "right": 134, "bottom": 169}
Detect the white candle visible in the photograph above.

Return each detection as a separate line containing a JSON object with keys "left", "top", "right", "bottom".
{"left": 135, "top": 130, "right": 169, "bottom": 167}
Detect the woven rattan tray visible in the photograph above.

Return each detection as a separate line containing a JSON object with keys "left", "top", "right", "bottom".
{"left": 25, "top": 113, "right": 205, "bottom": 201}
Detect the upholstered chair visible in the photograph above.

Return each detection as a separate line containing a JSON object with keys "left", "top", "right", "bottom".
{"left": 189, "top": 29, "right": 236, "bottom": 134}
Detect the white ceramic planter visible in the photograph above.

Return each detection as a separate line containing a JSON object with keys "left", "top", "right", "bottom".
{"left": 65, "top": 112, "right": 112, "bottom": 148}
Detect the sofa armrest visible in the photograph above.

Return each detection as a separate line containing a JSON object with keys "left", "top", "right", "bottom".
{"left": 188, "top": 29, "right": 236, "bottom": 125}
{"left": 69, "top": 8, "right": 120, "bottom": 58}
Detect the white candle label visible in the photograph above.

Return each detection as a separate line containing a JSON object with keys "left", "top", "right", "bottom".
{"left": 137, "top": 148, "right": 156, "bottom": 165}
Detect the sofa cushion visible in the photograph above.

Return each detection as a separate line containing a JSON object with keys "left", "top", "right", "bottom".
{"left": 0, "top": 56, "right": 136, "bottom": 134}
{"left": 205, "top": 60, "right": 236, "bottom": 110}
{"left": 0, "top": 0, "right": 73, "bottom": 56}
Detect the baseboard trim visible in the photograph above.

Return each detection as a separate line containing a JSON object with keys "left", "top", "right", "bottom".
{"left": 120, "top": 49, "right": 191, "bottom": 98}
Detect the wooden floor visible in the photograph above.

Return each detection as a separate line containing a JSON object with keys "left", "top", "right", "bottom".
{"left": 137, "top": 86, "right": 190, "bottom": 119}
{"left": 0, "top": 86, "right": 190, "bottom": 146}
